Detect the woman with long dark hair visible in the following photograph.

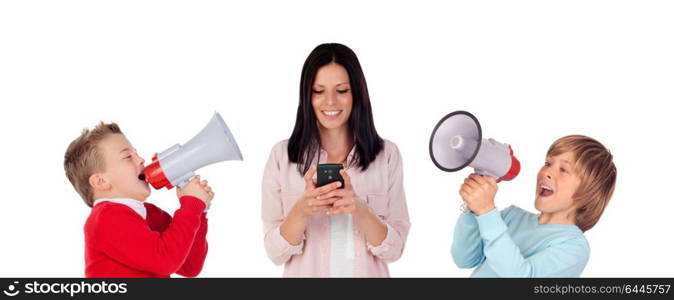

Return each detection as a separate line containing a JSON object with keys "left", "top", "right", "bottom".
{"left": 261, "top": 43, "right": 410, "bottom": 277}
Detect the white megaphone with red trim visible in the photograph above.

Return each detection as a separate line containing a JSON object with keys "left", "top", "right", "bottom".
{"left": 140, "top": 112, "right": 243, "bottom": 190}
{"left": 429, "top": 111, "right": 520, "bottom": 182}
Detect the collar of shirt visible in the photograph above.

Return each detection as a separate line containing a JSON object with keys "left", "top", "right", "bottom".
{"left": 318, "top": 144, "right": 357, "bottom": 167}
{"left": 93, "top": 198, "right": 147, "bottom": 220}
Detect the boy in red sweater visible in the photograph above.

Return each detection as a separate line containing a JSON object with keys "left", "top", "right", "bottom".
{"left": 64, "top": 122, "right": 213, "bottom": 277}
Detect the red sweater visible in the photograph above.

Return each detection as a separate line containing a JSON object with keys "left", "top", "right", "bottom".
{"left": 84, "top": 196, "right": 208, "bottom": 278}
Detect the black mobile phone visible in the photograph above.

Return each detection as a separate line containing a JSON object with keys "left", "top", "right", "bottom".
{"left": 316, "top": 164, "right": 344, "bottom": 188}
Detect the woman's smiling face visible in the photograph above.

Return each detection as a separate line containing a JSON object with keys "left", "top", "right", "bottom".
{"left": 311, "top": 63, "right": 353, "bottom": 131}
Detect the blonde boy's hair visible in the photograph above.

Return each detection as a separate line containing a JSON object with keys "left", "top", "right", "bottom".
{"left": 64, "top": 122, "right": 123, "bottom": 207}
{"left": 547, "top": 135, "right": 617, "bottom": 232}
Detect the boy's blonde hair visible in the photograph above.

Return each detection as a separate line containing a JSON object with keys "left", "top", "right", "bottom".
{"left": 547, "top": 135, "right": 617, "bottom": 232}
{"left": 64, "top": 122, "right": 123, "bottom": 207}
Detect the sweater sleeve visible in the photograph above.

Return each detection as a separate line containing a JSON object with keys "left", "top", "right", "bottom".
{"left": 95, "top": 196, "right": 206, "bottom": 276}
{"left": 475, "top": 208, "right": 590, "bottom": 277}
{"left": 451, "top": 212, "right": 485, "bottom": 268}
{"left": 176, "top": 213, "right": 209, "bottom": 277}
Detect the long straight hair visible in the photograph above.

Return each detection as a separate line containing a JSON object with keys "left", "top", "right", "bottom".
{"left": 288, "top": 43, "right": 384, "bottom": 175}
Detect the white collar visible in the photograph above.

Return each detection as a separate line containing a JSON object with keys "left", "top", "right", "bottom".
{"left": 93, "top": 198, "right": 147, "bottom": 220}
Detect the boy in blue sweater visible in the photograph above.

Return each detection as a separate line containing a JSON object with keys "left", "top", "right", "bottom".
{"left": 452, "top": 135, "right": 617, "bottom": 277}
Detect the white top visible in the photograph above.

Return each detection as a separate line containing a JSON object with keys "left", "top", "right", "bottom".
{"left": 93, "top": 198, "right": 147, "bottom": 219}
{"left": 329, "top": 213, "right": 355, "bottom": 277}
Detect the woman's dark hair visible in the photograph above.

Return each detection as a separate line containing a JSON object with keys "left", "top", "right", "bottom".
{"left": 288, "top": 43, "right": 384, "bottom": 175}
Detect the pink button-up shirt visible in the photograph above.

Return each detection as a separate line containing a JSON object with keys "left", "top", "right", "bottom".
{"left": 261, "top": 139, "right": 411, "bottom": 277}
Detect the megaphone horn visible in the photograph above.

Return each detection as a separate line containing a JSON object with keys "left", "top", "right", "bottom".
{"left": 429, "top": 111, "right": 520, "bottom": 182}
{"left": 141, "top": 112, "right": 243, "bottom": 189}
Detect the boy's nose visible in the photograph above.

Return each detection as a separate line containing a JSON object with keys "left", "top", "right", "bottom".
{"left": 136, "top": 156, "right": 145, "bottom": 166}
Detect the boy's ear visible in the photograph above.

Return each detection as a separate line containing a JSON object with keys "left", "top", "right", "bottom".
{"left": 89, "top": 173, "right": 112, "bottom": 192}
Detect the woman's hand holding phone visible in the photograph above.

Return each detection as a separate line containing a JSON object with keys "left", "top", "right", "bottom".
{"left": 280, "top": 166, "right": 342, "bottom": 245}
{"left": 293, "top": 166, "right": 343, "bottom": 218}
{"left": 320, "top": 169, "right": 367, "bottom": 216}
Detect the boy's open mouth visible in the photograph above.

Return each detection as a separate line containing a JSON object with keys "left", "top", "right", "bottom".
{"left": 138, "top": 172, "right": 146, "bottom": 181}
{"left": 539, "top": 184, "right": 554, "bottom": 197}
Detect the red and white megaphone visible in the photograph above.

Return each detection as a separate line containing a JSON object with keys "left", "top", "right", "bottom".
{"left": 429, "top": 111, "right": 520, "bottom": 182}
{"left": 140, "top": 112, "right": 243, "bottom": 189}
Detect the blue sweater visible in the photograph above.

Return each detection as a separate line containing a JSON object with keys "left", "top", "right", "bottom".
{"left": 452, "top": 205, "right": 590, "bottom": 277}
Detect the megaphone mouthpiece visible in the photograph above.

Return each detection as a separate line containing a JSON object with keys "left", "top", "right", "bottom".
{"left": 450, "top": 136, "right": 463, "bottom": 149}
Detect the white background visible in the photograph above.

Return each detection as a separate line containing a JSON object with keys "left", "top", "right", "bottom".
{"left": 1, "top": 0, "right": 673, "bottom": 277}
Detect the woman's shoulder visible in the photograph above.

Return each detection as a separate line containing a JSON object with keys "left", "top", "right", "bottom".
{"left": 367, "top": 139, "right": 402, "bottom": 171}
{"left": 264, "top": 139, "right": 290, "bottom": 166}
{"left": 269, "top": 139, "right": 289, "bottom": 156}
{"left": 381, "top": 138, "right": 398, "bottom": 152}
{"left": 381, "top": 138, "right": 402, "bottom": 159}
{"left": 272, "top": 139, "right": 289, "bottom": 151}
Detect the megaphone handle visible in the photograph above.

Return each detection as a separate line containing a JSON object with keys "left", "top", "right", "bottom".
{"left": 175, "top": 171, "right": 196, "bottom": 189}
{"left": 474, "top": 169, "right": 499, "bottom": 180}
{"left": 460, "top": 202, "right": 469, "bottom": 213}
